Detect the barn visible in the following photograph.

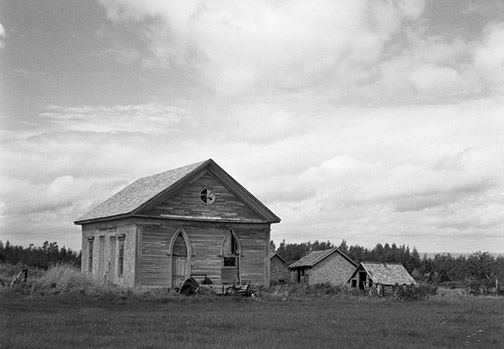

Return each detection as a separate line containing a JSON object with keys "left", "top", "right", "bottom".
{"left": 269, "top": 252, "right": 290, "bottom": 284}
{"left": 348, "top": 262, "right": 417, "bottom": 295}
{"left": 289, "top": 248, "right": 357, "bottom": 286}
{"left": 74, "top": 159, "right": 281, "bottom": 291}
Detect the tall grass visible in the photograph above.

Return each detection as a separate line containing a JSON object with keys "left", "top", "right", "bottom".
{"left": 4, "top": 263, "right": 121, "bottom": 296}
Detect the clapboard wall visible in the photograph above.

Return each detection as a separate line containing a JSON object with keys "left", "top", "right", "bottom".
{"left": 137, "top": 218, "right": 271, "bottom": 288}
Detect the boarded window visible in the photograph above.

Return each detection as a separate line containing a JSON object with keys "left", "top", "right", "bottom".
{"left": 118, "top": 237, "right": 125, "bottom": 276}
{"left": 88, "top": 238, "right": 94, "bottom": 273}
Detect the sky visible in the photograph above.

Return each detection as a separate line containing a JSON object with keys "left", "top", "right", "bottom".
{"left": 1, "top": 0, "right": 504, "bottom": 253}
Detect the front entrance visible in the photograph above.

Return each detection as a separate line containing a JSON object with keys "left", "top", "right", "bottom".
{"left": 171, "top": 232, "right": 190, "bottom": 288}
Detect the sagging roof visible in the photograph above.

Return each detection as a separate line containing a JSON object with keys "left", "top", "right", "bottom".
{"left": 75, "top": 159, "right": 281, "bottom": 225}
{"left": 349, "top": 262, "right": 417, "bottom": 285}
{"left": 288, "top": 248, "right": 357, "bottom": 269}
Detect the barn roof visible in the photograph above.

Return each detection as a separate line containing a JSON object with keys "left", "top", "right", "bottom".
{"left": 269, "top": 253, "right": 287, "bottom": 264}
{"left": 349, "top": 262, "right": 417, "bottom": 286}
{"left": 75, "top": 159, "right": 281, "bottom": 224}
{"left": 288, "top": 248, "right": 356, "bottom": 269}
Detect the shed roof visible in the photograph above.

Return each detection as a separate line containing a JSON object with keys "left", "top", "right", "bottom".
{"left": 269, "top": 252, "right": 287, "bottom": 264}
{"left": 349, "top": 262, "right": 417, "bottom": 285}
{"left": 75, "top": 159, "right": 281, "bottom": 224}
{"left": 288, "top": 248, "right": 356, "bottom": 269}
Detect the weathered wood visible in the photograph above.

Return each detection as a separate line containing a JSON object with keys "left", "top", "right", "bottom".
{"left": 146, "top": 172, "right": 265, "bottom": 222}
{"left": 77, "top": 161, "right": 279, "bottom": 289}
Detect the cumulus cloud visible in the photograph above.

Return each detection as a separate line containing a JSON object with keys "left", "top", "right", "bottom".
{"left": 98, "top": 0, "right": 432, "bottom": 100}
{"left": 94, "top": 0, "right": 504, "bottom": 105}
{"left": 3, "top": 97, "right": 504, "bottom": 251}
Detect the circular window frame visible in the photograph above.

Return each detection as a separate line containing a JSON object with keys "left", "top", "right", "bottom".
{"left": 200, "top": 187, "right": 216, "bottom": 205}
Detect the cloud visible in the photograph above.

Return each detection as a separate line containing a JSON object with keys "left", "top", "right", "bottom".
{"left": 0, "top": 22, "right": 6, "bottom": 49}
{"left": 98, "top": 0, "right": 431, "bottom": 100}
{"left": 94, "top": 0, "right": 504, "bottom": 106}
{"left": 3, "top": 97, "right": 504, "bottom": 252}
{"left": 39, "top": 103, "right": 190, "bottom": 134}
{"left": 473, "top": 22, "right": 504, "bottom": 92}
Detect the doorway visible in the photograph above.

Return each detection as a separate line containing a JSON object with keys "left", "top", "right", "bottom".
{"left": 171, "top": 231, "right": 190, "bottom": 288}
{"left": 221, "top": 230, "right": 240, "bottom": 285}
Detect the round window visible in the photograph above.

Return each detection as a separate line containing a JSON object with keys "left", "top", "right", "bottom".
{"left": 200, "top": 188, "right": 216, "bottom": 205}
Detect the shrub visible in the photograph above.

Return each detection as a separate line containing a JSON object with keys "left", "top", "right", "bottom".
{"left": 395, "top": 283, "right": 437, "bottom": 301}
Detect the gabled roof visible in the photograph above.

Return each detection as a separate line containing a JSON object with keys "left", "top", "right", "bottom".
{"left": 349, "top": 262, "right": 417, "bottom": 286}
{"left": 75, "top": 159, "right": 281, "bottom": 225}
{"left": 288, "top": 248, "right": 356, "bottom": 269}
{"left": 269, "top": 252, "right": 287, "bottom": 264}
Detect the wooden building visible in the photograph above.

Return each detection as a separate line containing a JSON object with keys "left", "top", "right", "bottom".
{"left": 289, "top": 248, "right": 357, "bottom": 286}
{"left": 348, "top": 262, "right": 417, "bottom": 295}
{"left": 74, "top": 159, "right": 281, "bottom": 290}
{"left": 269, "top": 252, "right": 290, "bottom": 284}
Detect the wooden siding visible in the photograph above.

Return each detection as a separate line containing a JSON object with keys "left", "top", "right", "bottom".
{"left": 137, "top": 218, "right": 270, "bottom": 288}
{"left": 145, "top": 171, "right": 265, "bottom": 222}
{"left": 80, "top": 219, "right": 138, "bottom": 287}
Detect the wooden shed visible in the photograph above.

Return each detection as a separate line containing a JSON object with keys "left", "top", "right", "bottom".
{"left": 288, "top": 248, "right": 357, "bottom": 286}
{"left": 348, "top": 262, "right": 417, "bottom": 295}
{"left": 269, "top": 252, "right": 290, "bottom": 284}
{"left": 74, "top": 159, "right": 280, "bottom": 291}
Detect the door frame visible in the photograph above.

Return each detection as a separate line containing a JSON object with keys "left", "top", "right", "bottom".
{"left": 168, "top": 227, "right": 192, "bottom": 287}
{"left": 220, "top": 229, "right": 241, "bottom": 285}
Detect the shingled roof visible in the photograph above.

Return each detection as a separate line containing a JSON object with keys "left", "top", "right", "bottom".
{"left": 349, "top": 262, "right": 417, "bottom": 286}
{"left": 288, "top": 248, "right": 356, "bottom": 269}
{"left": 74, "top": 159, "right": 280, "bottom": 224}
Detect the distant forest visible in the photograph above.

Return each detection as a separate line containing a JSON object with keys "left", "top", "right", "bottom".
{"left": 0, "top": 241, "right": 80, "bottom": 270}
{"left": 1, "top": 239, "right": 503, "bottom": 287}
{"left": 272, "top": 239, "right": 504, "bottom": 287}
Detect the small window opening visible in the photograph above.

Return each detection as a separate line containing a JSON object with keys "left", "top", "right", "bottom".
{"left": 88, "top": 238, "right": 94, "bottom": 273}
{"left": 224, "top": 257, "right": 236, "bottom": 266}
{"left": 118, "top": 237, "right": 125, "bottom": 276}
{"left": 200, "top": 188, "right": 216, "bottom": 205}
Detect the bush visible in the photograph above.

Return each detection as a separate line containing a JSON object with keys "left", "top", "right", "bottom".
{"left": 395, "top": 283, "right": 437, "bottom": 301}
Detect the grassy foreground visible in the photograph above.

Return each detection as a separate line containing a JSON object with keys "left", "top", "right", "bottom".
{"left": 1, "top": 291, "right": 503, "bottom": 349}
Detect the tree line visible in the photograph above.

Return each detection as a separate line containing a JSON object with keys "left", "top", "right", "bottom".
{"left": 0, "top": 241, "right": 81, "bottom": 269}
{"left": 273, "top": 239, "right": 504, "bottom": 287}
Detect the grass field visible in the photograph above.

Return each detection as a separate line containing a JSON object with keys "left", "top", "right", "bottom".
{"left": 1, "top": 291, "right": 503, "bottom": 349}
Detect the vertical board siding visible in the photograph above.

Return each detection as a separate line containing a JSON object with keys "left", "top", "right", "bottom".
{"left": 80, "top": 220, "right": 137, "bottom": 287}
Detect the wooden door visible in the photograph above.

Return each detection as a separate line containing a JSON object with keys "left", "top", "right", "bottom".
{"left": 172, "top": 256, "right": 187, "bottom": 288}
{"left": 172, "top": 233, "right": 189, "bottom": 288}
